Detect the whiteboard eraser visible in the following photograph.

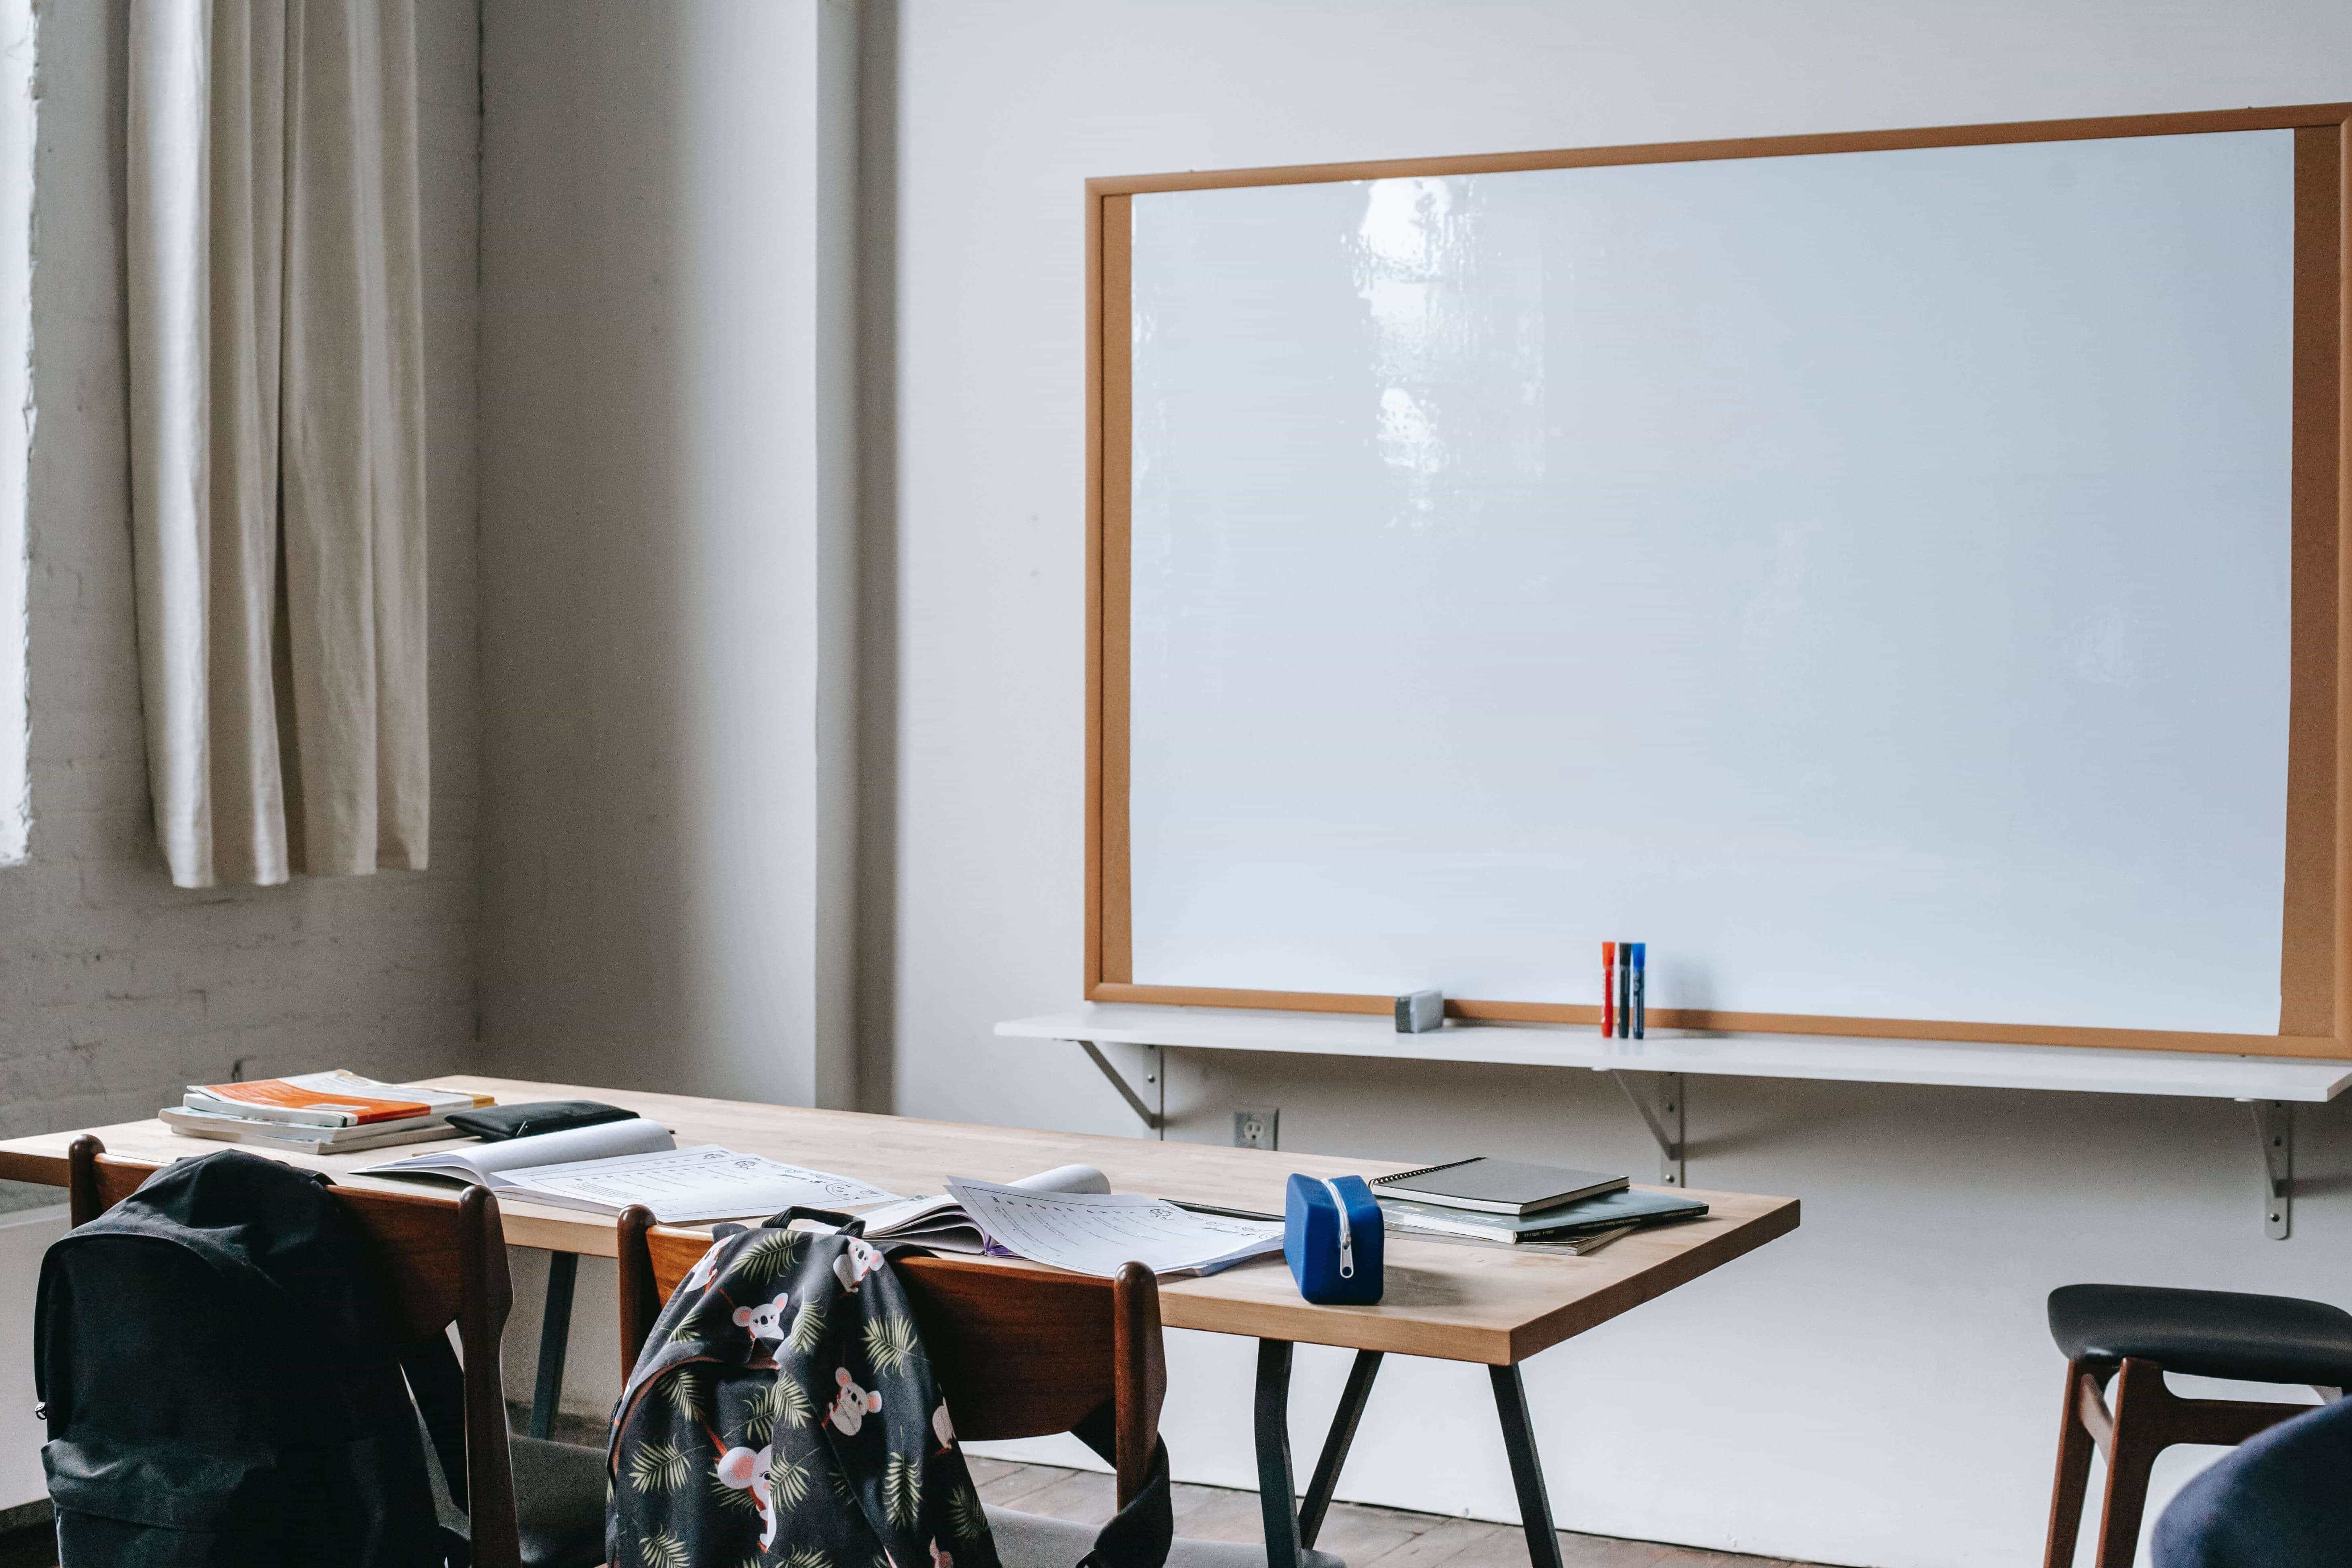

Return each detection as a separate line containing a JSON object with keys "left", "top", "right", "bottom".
{"left": 1395, "top": 989, "right": 1444, "bottom": 1033}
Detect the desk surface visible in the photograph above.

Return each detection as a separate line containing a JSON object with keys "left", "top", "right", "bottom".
{"left": 0, "top": 1074, "right": 1796, "bottom": 1366}
{"left": 998, "top": 1003, "right": 2352, "bottom": 1102}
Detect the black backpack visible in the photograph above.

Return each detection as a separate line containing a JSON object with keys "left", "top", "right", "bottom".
{"left": 34, "top": 1150, "right": 472, "bottom": 1568}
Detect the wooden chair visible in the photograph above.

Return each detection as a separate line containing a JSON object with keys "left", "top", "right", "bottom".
{"left": 66, "top": 1136, "right": 608, "bottom": 1568}
{"left": 2041, "top": 1282, "right": 2352, "bottom": 1568}
{"left": 616, "top": 1209, "right": 1346, "bottom": 1568}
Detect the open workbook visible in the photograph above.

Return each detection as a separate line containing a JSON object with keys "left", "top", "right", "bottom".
{"left": 940, "top": 1176, "right": 1281, "bottom": 1277}
{"left": 848, "top": 1162, "right": 1110, "bottom": 1251}
{"left": 358, "top": 1119, "right": 901, "bottom": 1224}
{"left": 835, "top": 1164, "right": 1282, "bottom": 1277}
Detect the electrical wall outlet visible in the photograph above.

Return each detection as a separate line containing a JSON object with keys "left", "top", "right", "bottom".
{"left": 1232, "top": 1107, "right": 1280, "bottom": 1150}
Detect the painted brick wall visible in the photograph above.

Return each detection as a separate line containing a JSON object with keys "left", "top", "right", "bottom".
{"left": 0, "top": 0, "right": 482, "bottom": 1205}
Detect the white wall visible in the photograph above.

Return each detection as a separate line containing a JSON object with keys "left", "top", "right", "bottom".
{"left": 0, "top": 1204, "right": 65, "bottom": 1512}
{"left": 867, "top": 6, "right": 2352, "bottom": 1567}
{"left": 477, "top": 0, "right": 861, "bottom": 1112}
{"left": 469, "top": 4, "right": 2352, "bottom": 1565}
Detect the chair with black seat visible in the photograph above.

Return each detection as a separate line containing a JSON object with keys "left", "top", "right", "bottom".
{"left": 2042, "top": 1282, "right": 2352, "bottom": 1568}
{"left": 67, "top": 1136, "right": 608, "bottom": 1568}
{"left": 616, "top": 1208, "right": 1348, "bottom": 1568}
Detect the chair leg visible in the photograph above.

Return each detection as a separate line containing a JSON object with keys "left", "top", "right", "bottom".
{"left": 2043, "top": 1358, "right": 2106, "bottom": 1568}
{"left": 2091, "top": 1359, "right": 2169, "bottom": 1568}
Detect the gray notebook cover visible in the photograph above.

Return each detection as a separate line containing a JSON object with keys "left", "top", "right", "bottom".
{"left": 1381, "top": 1186, "right": 1707, "bottom": 1240}
{"left": 1518, "top": 1187, "right": 1706, "bottom": 1234}
{"left": 1371, "top": 1157, "right": 1628, "bottom": 1215}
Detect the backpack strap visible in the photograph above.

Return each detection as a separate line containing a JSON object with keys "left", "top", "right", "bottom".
{"left": 400, "top": 1333, "right": 472, "bottom": 1513}
{"left": 1072, "top": 1400, "right": 1173, "bottom": 1568}
{"left": 400, "top": 1335, "right": 475, "bottom": 1568}
{"left": 763, "top": 1205, "right": 864, "bottom": 1234}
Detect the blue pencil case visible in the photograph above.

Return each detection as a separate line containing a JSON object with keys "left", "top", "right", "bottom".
{"left": 1284, "top": 1173, "right": 1384, "bottom": 1305}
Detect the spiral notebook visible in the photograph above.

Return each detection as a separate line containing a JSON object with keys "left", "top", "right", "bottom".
{"left": 1370, "top": 1157, "right": 1628, "bottom": 1217}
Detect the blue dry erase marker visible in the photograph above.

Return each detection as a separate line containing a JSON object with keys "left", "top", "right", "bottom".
{"left": 1629, "top": 943, "right": 1646, "bottom": 1039}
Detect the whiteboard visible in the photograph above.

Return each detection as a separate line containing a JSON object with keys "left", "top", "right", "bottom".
{"left": 1122, "top": 128, "right": 2299, "bottom": 1036}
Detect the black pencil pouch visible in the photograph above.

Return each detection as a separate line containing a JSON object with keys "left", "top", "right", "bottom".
{"left": 442, "top": 1100, "right": 637, "bottom": 1141}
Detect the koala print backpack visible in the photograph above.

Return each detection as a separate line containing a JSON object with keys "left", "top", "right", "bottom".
{"left": 609, "top": 1215, "right": 1170, "bottom": 1568}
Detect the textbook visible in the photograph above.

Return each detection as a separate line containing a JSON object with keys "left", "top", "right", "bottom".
{"left": 160, "top": 1104, "right": 466, "bottom": 1154}
{"left": 1370, "top": 1157, "right": 1627, "bottom": 1216}
{"left": 1401, "top": 1221, "right": 1650, "bottom": 1256}
{"left": 1379, "top": 1187, "right": 1707, "bottom": 1243}
{"left": 1543, "top": 1224, "right": 1641, "bottom": 1256}
{"left": 184, "top": 1071, "right": 493, "bottom": 1130}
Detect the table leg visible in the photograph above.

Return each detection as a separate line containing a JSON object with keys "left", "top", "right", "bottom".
{"left": 1299, "top": 1350, "right": 1384, "bottom": 1547}
{"left": 528, "top": 1251, "right": 579, "bottom": 1439}
{"left": 1255, "top": 1339, "right": 1303, "bottom": 1568}
{"left": 1489, "top": 1364, "right": 1564, "bottom": 1568}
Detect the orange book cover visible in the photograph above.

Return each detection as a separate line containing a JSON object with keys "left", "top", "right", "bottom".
{"left": 189, "top": 1071, "right": 491, "bottom": 1127}
{"left": 201, "top": 1082, "right": 429, "bottom": 1124}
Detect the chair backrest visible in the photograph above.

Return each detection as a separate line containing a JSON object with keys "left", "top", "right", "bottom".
{"left": 2153, "top": 1394, "right": 2352, "bottom": 1565}
{"left": 67, "top": 1135, "right": 525, "bottom": 1568}
{"left": 616, "top": 1207, "right": 1169, "bottom": 1506}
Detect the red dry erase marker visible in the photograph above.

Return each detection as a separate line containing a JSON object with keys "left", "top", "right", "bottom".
{"left": 1602, "top": 941, "right": 1616, "bottom": 1037}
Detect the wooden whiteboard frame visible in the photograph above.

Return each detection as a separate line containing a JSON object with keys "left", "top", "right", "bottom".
{"left": 1085, "top": 103, "right": 2352, "bottom": 1060}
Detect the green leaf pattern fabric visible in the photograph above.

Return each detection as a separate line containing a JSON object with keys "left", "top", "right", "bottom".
{"left": 608, "top": 1228, "right": 1005, "bottom": 1568}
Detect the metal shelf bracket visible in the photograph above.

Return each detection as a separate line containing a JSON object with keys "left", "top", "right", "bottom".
{"left": 1078, "top": 1039, "right": 1165, "bottom": 1137}
{"left": 1607, "top": 1070, "right": 1686, "bottom": 1187}
{"left": 2251, "top": 1098, "right": 2292, "bottom": 1239}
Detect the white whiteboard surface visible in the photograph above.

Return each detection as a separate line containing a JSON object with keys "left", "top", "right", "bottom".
{"left": 1125, "top": 129, "right": 2295, "bottom": 1034}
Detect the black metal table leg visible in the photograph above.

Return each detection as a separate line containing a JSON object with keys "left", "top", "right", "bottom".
{"left": 1255, "top": 1339, "right": 1304, "bottom": 1568}
{"left": 1299, "top": 1349, "right": 1384, "bottom": 1547}
{"left": 1490, "top": 1364, "right": 1564, "bottom": 1568}
{"left": 528, "top": 1251, "right": 579, "bottom": 1438}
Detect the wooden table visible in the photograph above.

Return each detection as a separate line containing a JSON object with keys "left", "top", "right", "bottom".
{"left": 0, "top": 1075, "right": 1798, "bottom": 1568}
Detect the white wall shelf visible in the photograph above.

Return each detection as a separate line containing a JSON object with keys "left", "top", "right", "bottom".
{"left": 998, "top": 1003, "right": 2352, "bottom": 1100}
{"left": 996, "top": 1003, "right": 2352, "bottom": 1235}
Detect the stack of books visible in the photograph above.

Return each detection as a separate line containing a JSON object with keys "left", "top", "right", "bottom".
{"left": 1371, "top": 1156, "right": 1707, "bottom": 1254}
{"left": 162, "top": 1071, "right": 495, "bottom": 1154}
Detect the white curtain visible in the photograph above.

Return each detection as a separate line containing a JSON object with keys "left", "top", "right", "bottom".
{"left": 126, "top": 0, "right": 427, "bottom": 888}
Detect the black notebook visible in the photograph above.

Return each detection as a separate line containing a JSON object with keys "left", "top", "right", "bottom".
{"left": 1370, "top": 1157, "right": 1627, "bottom": 1216}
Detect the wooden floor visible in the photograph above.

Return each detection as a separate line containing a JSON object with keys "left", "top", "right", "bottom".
{"left": 973, "top": 1458, "right": 1820, "bottom": 1568}
{"left": 0, "top": 1453, "right": 1824, "bottom": 1568}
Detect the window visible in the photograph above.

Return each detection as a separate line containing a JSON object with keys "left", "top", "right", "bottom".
{"left": 0, "top": 0, "right": 30, "bottom": 865}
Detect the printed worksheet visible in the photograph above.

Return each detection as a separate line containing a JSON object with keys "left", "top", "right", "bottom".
{"left": 494, "top": 1145, "right": 901, "bottom": 1223}
{"left": 944, "top": 1177, "right": 1282, "bottom": 1277}
{"left": 852, "top": 1163, "right": 1111, "bottom": 1253}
